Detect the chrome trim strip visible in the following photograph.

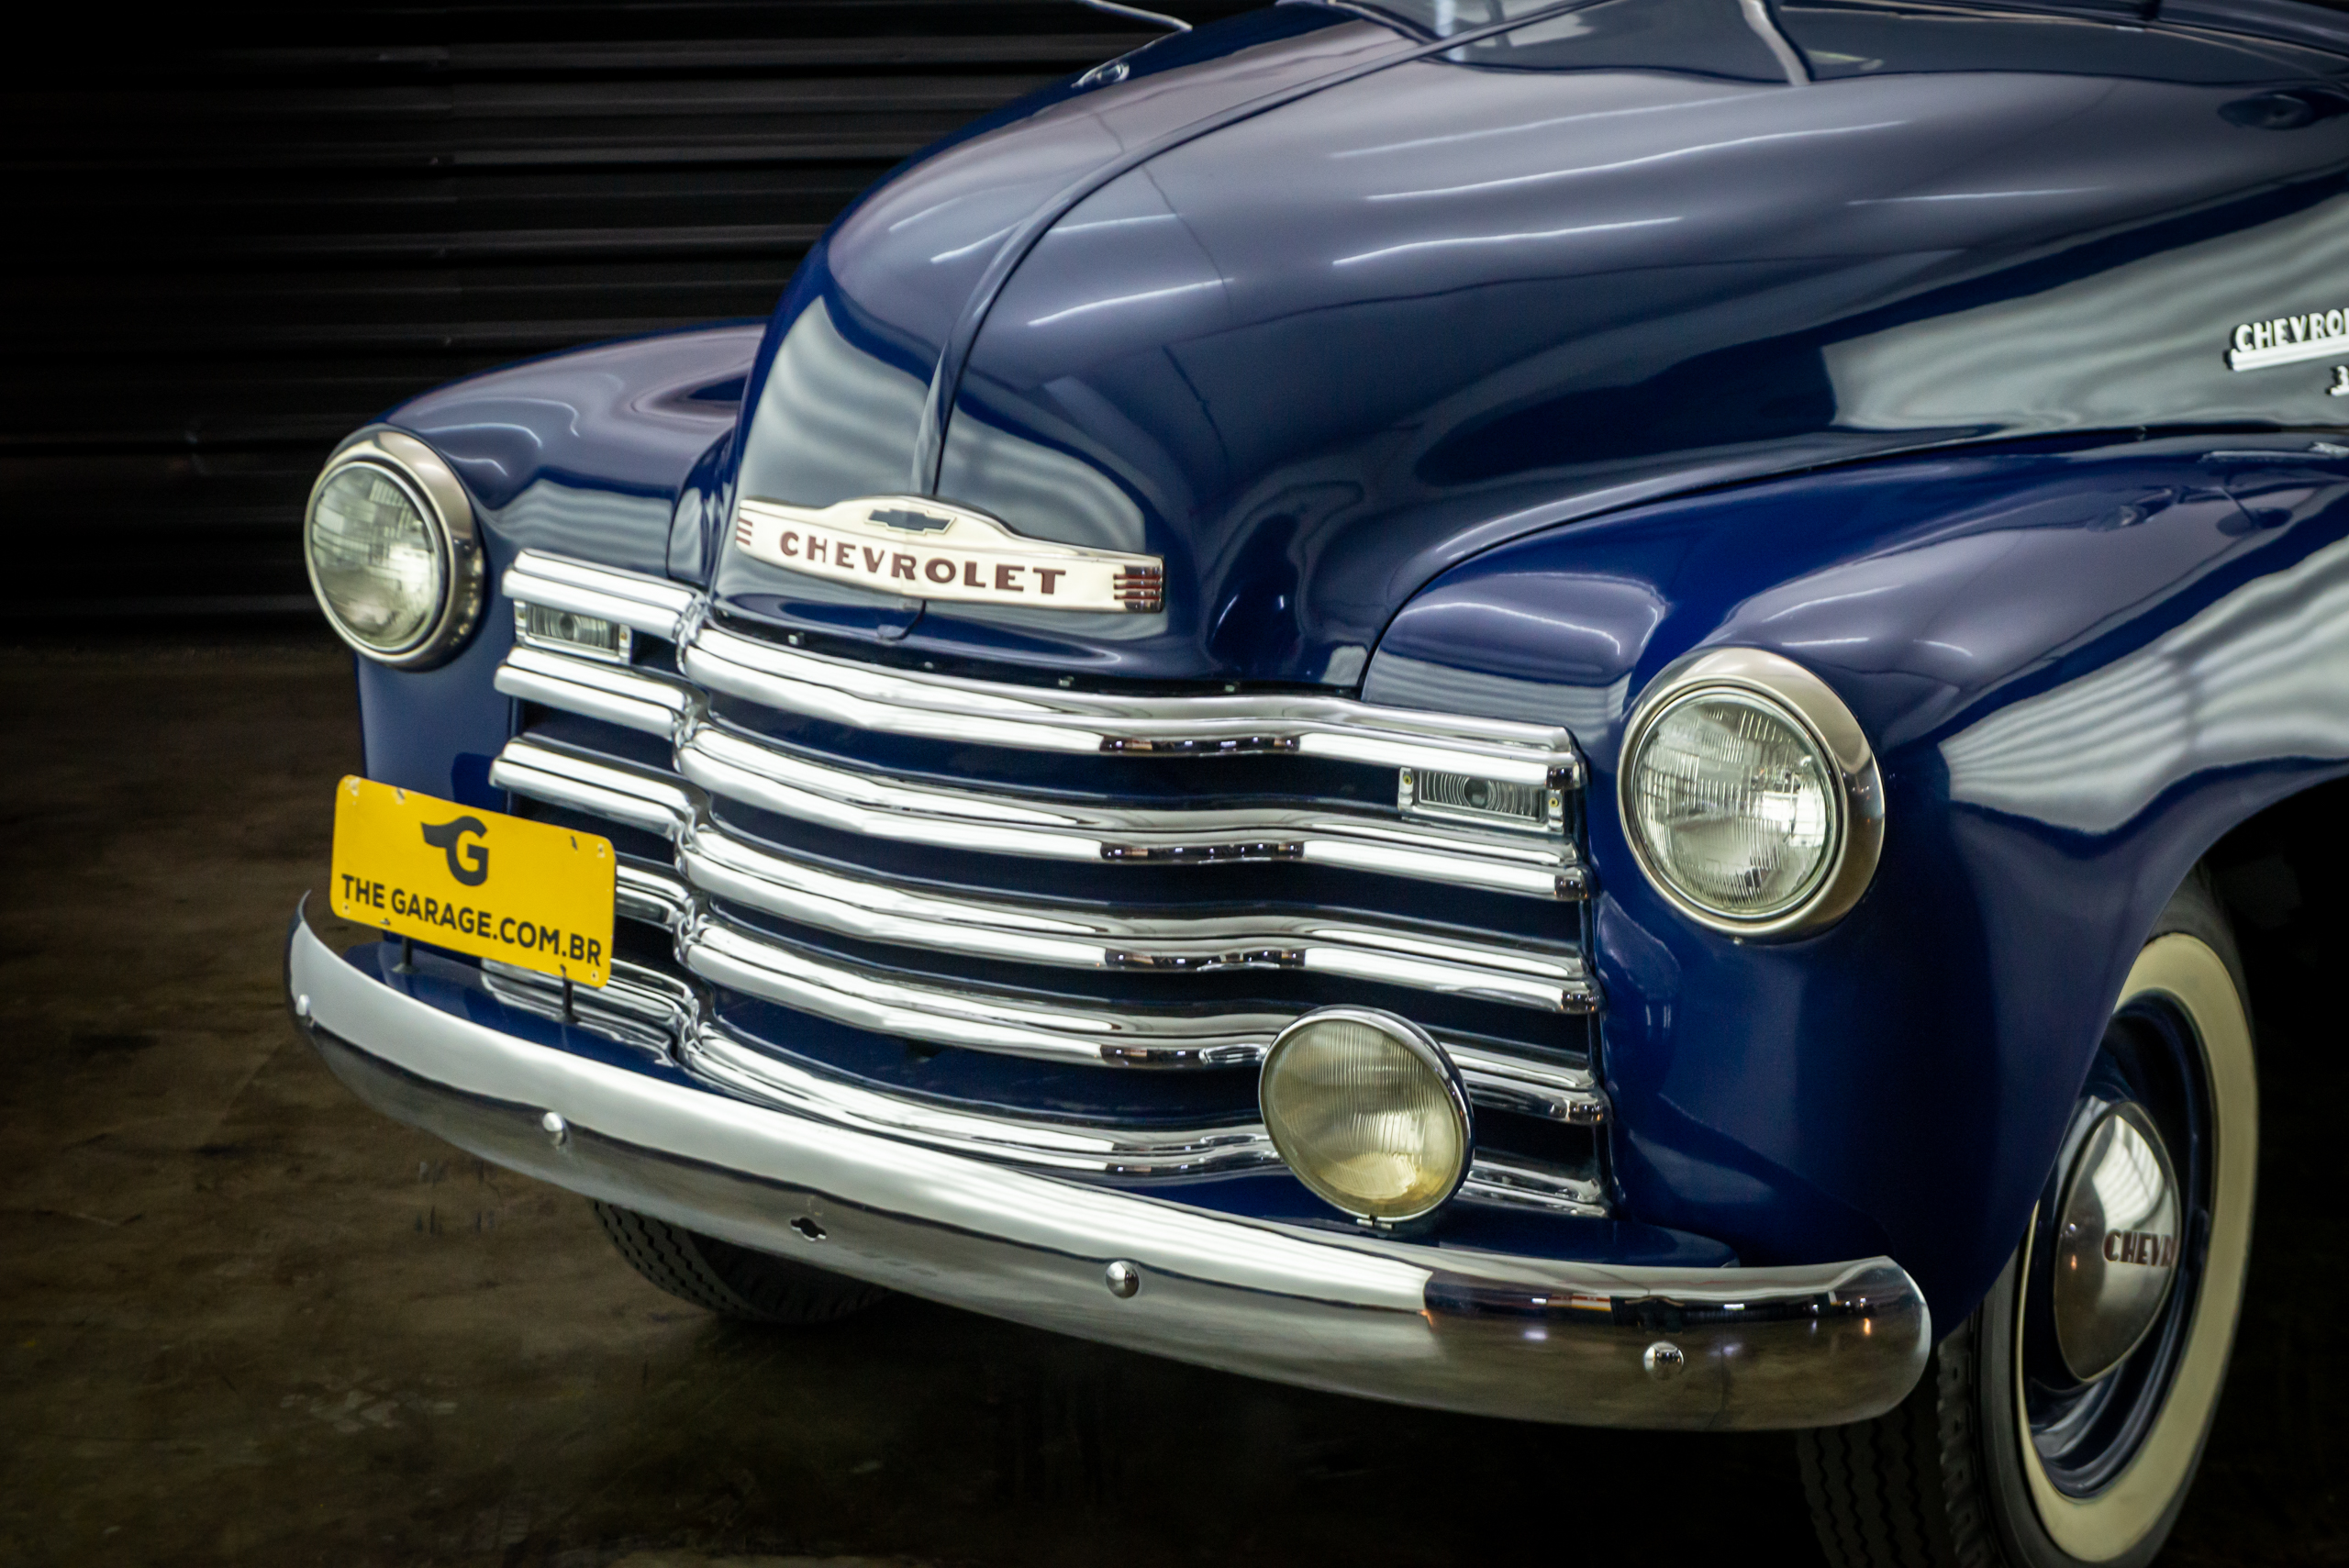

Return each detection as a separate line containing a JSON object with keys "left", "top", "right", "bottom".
{"left": 469, "top": 945, "right": 1598, "bottom": 1195}
{"left": 490, "top": 740, "right": 1598, "bottom": 1013}
{"left": 617, "top": 861, "right": 696, "bottom": 929}
{"left": 495, "top": 645, "right": 699, "bottom": 738}
{"left": 493, "top": 740, "right": 696, "bottom": 837}
{"left": 683, "top": 824, "right": 1589, "bottom": 1007}
{"left": 1444, "top": 1043, "right": 1606, "bottom": 1126}
{"left": 481, "top": 958, "right": 696, "bottom": 1060}
{"left": 1458, "top": 1153, "right": 1609, "bottom": 1215}
{"left": 491, "top": 641, "right": 1586, "bottom": 899}
{"left": 676, "top": 724, "right": 1582, "bottom": 899}
{"left": 290, "top": 908, "right": 1930, "bottom": 1431}
{"left": 685, "top": 905, "right": 1603, "bottom": 1114}
{"left": 684, "top": 619, "right": 1582, "bottom": 784}
{"left": 506, "top": 550, "right": 699, "bottom": 641}
{"left": 683, "top": 914, "right": 1278, "bottom": 1070}
{"left": 683, "top": 1025, "right": 1274, "bottom": 1175}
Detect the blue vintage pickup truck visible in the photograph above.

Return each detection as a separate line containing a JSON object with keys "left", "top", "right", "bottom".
{"left": 286, "top": 2, "right": 2349, "bottom": 1561}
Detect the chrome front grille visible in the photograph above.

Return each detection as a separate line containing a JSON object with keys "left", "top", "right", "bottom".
{"left": 488, "top": 550, "right": 1608, "bottom": 1214}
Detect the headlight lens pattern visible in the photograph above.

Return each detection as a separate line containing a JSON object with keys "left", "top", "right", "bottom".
{"left": 1260, "top": 1012, "right": 1468, "bottom": 1222}
{"left": 308, "top": 462, "right": 445, "bottom": 654}
{"left": 1626, "top": 689, "right": 1835, "bottom": 918}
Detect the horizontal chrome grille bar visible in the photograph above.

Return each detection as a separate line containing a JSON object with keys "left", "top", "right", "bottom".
{"left": 492, "top": 739, "right": 1598, "bottom": 1013}
{"left": 496, "top": 644, "right": 696, "bottom": 738}
{"left": 1458, "top": 1154, "right": 1609, "bottom": 1214}
{"left": 505, "top": 550, "right": 700, "bottom": 640}
{"left": 496, "top": 636, "right": 1584, "bottom": 899}
{"left": 501, "top": 553, "right": 1583, "bottom": 787}
{"left": 595, "top": 856, "right": 1605, "bottom": 1117}
{"left": 482, "top": 958, "right": 695, "bottom": 1060}
{"left": 683, "top": 617, "right": 1583, "bottom": 784}
{"left": 685, "top": 1026, "right": 1275, "bottom": 1176}
{"left": 474, "top": 955, "right": 1605, "bottom": 1208}
{"left": 685, "top": 914, "right": 1277, "bottom": 1070}
{"left": 678, "top": 723, "right": 1583, "bottom": 899}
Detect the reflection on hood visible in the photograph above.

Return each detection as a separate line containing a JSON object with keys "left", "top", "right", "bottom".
{"left": 738, "top": 296, "right": 930, "bottom": 508}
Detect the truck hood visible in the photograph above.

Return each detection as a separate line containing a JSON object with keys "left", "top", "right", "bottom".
{"left": 724, "top": 0, "right": 2349, "bottom": 684}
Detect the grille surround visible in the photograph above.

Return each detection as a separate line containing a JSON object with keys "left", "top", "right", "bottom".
{"left": 489, "top": 550, "right": 1607, "bottom": 1209}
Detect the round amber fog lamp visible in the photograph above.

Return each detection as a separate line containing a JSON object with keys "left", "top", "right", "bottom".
{"left": 1259, "top": 1009, "right": 1471, "bottom": 1223}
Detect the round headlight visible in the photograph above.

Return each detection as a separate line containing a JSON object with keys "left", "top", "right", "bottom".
{"left": 1260, "top": 1009, "right": 1470, "bottom": 1223}
{"left": 305, "top": 429, "right": 482, "bottom": 667}
{"left": 1619, "top": 648, "right": 1884, "bottom": 938}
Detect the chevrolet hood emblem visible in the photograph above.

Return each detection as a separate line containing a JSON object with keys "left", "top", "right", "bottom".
{"left": 733, "top": 494, "right": 1164, "bottom": 614}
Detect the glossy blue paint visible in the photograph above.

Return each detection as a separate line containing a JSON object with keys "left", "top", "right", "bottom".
{"left": 355, "top": 326, "right": 760, "bottom": 795}
{"left": 903, "top": 0, "right": 2349, "bottom": 682}
{"left": 355, "top": 612, "right": 517, "bottom": 809}
{"left": 713, "top": 6, "right": 1408, "bottom": 642}
{"left": 328, "top": 1, "right": 2349, "bottom": 1339}
{"left": 1370, "top": 431, "right": 2349, "bottom": 1320}
{"left": 391, "top": 324, "right": 760, "bottom": 573}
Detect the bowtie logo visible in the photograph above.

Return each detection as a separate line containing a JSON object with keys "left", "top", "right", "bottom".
{"left": 419, "top": 815, "right": 490, "bottom": 887}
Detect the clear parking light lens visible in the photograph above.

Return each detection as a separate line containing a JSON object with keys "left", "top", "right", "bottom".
{"left": 1626, "top": 689, "right": 1836, "bottom": 919}
{"left": 1260, "top": 1011, "right": 1469, "bottom": 1223}
{"left": 307, "top": 462, "right": 446, "bottom": 654}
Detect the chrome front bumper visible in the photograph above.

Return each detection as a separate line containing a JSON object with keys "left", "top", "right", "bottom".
{"left": 286, "top": 908, "right": 1929, "bottom": 1430}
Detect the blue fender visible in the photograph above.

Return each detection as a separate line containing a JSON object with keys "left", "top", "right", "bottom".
{"left": 1368, "top": 432, "right": 2349, "bottom": 1321}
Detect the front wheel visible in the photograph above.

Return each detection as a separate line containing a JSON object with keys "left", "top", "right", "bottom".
{"left": 1799, "top": 872, "right": 2257, "bottom": 1567}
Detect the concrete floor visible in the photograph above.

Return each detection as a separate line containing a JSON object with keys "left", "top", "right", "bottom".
{"left": 0, "top": 639, "right": 2339, "bottom": 1567}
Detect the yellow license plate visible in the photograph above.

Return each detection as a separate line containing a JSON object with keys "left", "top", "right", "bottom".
{"left": 329, "top": 775, "right": 615, "bottom": 987}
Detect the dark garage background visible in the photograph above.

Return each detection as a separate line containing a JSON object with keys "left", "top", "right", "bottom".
{"left": 1, "top": 0, "right": 1252, "bottom": 620}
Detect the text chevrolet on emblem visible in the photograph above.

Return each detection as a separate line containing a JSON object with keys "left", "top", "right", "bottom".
{"left": 2226, "top": 306, "right": 2349, "bottom": 372}
{"left": 733, "top": 495, "right": 1164, "bottom": 613}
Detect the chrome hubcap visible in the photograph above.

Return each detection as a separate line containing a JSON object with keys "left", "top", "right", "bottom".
{"left": 2050, "top": 1101, "right": 2182, "bottom": 1383}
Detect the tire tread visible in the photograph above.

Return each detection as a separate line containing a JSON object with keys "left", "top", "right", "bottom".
{"left": 591, "top": 1201, "right": 886, "bottom": 1325}
{"left": 1797, "top": 1313, "right": 1994, "bottom": 1568}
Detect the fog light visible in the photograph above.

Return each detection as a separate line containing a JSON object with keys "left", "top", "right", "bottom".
{"left": 1259, "top": 1008, "right": 1471, "bottom": 1223}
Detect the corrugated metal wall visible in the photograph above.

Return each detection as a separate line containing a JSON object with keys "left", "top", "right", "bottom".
{"left": 3, "top": 1, "right": 1254, "bottom": 617}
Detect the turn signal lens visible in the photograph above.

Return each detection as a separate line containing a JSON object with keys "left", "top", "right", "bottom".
{"left": 1624, "top": 689, "right": 1835, "bottom": 919}
{"left": 307, "top": 462, "right": 446, "bottom": 656}
{"left": 1260, "top": 1009, "right": 1470, "bottom": 1223}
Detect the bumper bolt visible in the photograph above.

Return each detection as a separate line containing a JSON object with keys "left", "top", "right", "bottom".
{"left": 1104, "top": 1259, "right": 1141, "bottom": 1298}
{"left": 1643, "top": 1340, "right": 1686, "bottom": 1381}
{"left": 540, "top": 1110, "right": 569, "bottom": 1147}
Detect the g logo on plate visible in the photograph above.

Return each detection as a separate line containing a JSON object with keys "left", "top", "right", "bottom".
{"left": 419, "top": 816, "right": 490, "bottom": 886}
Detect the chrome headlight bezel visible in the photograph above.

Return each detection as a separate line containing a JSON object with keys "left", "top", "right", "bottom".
{"left": 1616, "top": 647, "right": 1885, "bottom": 940}
{"left": 1258, "top": 1006, "right": 1474, "bottom": 1225}
{"left": 304, "top": 428, "right": 484, "bottom": 669}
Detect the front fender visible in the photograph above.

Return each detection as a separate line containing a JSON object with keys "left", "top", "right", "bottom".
{"left": 350, "top": 326, "right": 762, "bottom": 803}
{"left": 1365, "top": 432, "right": 2349, "bottom": 1328}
